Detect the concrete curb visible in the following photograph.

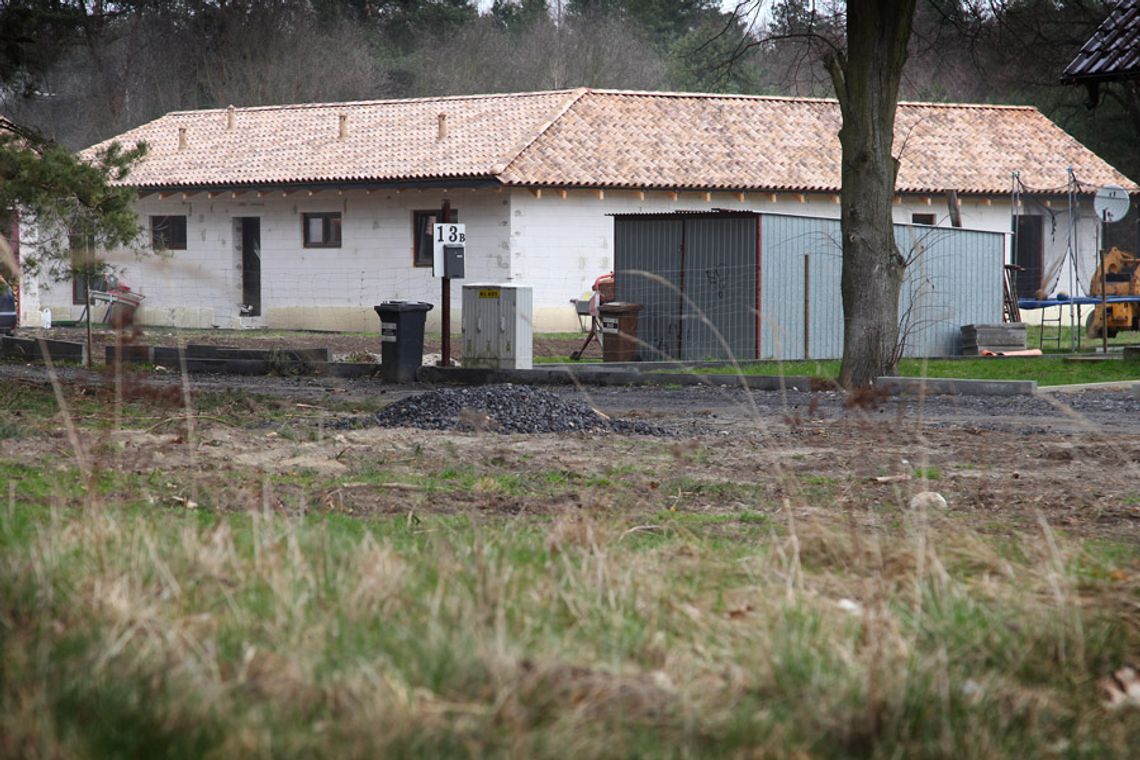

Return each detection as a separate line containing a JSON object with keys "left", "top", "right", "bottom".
{"left": 1036, "top": 380, "right": 1140, "bottom": 394}
{"left": 0, "top": 337, "right": 1059, "bottom": 397}
{"left": 1, "top": 335, "right": 87, "bottom": 364}
{"left": 152, "top": 345, "right": 332, "bottom": 365}
{"left": 874, "top": 376, "right": 1037, "bottom": 396}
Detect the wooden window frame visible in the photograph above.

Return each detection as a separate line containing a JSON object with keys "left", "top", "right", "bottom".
{"left": 72, "top": 272, "right": 111, "bottom": 306}
{"left": 412, "top": 208, "right": 458, "bottom": 268}
{"left": 151, "top": 215, "right": 188, "bottom": 250}
{"left": 68, "top": 231, "right": 104, "bottom": 305}
{"left": 302, "top": 212, "right": 342, "bottom": 248}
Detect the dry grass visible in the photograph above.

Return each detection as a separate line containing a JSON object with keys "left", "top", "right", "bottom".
{"left": 1, "top": 496, "right": 1138, "bottom": 757}
{"left": 2, "top": 361, "right": 1140, "bottom": 758}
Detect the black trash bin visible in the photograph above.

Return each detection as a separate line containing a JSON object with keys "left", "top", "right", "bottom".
{"left": 374, "top": 301, "right": 434, "bottom": 383}
{"left": 0, "top": 285, "right": 15, "bottom": 335}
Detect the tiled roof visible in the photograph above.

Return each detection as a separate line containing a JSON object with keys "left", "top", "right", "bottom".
{"left": 88, "top": 88, "right": 1136, "bottom": 195}
{"left": 1063, "top": 0, "right": 1140, "bottom": 82}
{"left": 87, "top": 90, "right": 578, "bottom": 188}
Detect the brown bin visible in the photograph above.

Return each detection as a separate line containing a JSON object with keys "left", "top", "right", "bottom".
{"left": 598, "top": 302, "right": 644, "bottom": 362}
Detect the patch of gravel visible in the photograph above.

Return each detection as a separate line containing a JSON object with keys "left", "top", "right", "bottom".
{"left": 366, "top": 384, "right": 669, "bottom": 435}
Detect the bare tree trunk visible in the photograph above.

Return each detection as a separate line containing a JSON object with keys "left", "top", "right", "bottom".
{"left": 826, "top": 0, "right": 916, "bottom": 388}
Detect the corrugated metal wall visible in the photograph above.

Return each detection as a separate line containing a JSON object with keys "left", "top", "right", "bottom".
{"left": 679, "top": 217, "right": 758, "bottom": 360}
{"left": 613, "top": 217, "right": 684, "bottom": 360}
{"left": 614, "top": 214, "right": 757, "bottom": 361}
{"left": 614, "top": 212, "right": 1004, "bottom": 361}
{"left": 895, "top": 223, "right": 1004, "bottom": 357}
{"left": 758, "top": 215, "right": 843, "bottom": 360}
{"left": 759, "top": 214, "right": 1004, "bottom": 359}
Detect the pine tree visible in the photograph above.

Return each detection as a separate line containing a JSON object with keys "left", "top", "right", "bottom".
{"left": 0, "top": 117, "right": 145, "bottom": 301}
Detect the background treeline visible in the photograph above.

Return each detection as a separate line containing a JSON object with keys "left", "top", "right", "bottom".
{"left": 1, "top": 0, "right": 1136, "bottom": 181}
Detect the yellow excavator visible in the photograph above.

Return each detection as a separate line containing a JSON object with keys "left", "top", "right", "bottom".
{"left": 1086, "top": 246, "right": 1140, "bottom": 338}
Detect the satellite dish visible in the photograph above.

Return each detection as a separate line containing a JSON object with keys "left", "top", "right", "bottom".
{"left": 1094, "top": 184, "right": 1130, "bottom": 223}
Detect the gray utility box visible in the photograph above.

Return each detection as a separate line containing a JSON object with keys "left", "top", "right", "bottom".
{"left": 461, "top": 283, "right": 533, "bottom": 370}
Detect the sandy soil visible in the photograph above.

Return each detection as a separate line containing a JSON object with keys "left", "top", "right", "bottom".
{"left": 2, "top": 359, "right": 1138, "bottom": 545}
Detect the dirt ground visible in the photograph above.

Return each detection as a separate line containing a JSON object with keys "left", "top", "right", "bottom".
{"left": 2, "top": 357, "right": 1138, "bottom": 545}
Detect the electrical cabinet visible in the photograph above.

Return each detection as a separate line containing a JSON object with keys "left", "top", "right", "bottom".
{"left": 461, "top": 284, "right": 533, "bottom": 370}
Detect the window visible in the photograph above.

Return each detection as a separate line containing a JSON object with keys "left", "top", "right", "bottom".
{"left": 151, "top": 215, "right": 187, "bottom": 250}
{"left": 302, "top": 212, "right": 342, "bottom": 248}
{"left": 68, "top": 231, "right": 106, "bottom": 305}
{"left": 72, "top": 271, "right": 111, "bottom": 305}
{"left": 413, "top": 208, "right": 458, "bottom": 267}
{"left": 911, "top": 213, "right": 936, "bottom": 226}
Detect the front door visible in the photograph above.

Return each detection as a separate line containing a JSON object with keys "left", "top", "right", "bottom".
{"left": 238, "top": 217, "right": 261, "bottom": 316}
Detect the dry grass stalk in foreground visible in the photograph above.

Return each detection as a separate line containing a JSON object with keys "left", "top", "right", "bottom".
{"left": 1, "top": 502, "right": 1138, "bottom": 758}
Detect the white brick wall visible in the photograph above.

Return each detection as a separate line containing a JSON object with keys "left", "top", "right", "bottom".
{"left": 33, "top": 189, "right": 511, "bottom": 332}
{"left": 24, "top": 184, "right": 1101, "bottom": 332}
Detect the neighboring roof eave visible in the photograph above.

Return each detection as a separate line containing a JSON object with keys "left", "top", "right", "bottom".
{"left": 499, "top": 182, "right": 1130, "bottom": 197}
{"left": 127, "top": 178, "right": 1138, "bottom": 198}
{"left": 1062, "top": 0, "right": 1140, "bottom": 83}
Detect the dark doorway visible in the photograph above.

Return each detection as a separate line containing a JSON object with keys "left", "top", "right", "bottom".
{"left": 1013, "top": 215, "right": 1044, "bottom": 300}
{"left": 238, "top": 217, "right": 261, "bottom": 316}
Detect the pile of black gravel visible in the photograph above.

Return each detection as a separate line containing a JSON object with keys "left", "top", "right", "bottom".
{"left": 368, "top": 384, "right": 668, "bottom": 435}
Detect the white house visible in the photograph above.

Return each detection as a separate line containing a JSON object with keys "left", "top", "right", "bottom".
{"left": 18, "top": 88, "right": 1137, "bottom": 332}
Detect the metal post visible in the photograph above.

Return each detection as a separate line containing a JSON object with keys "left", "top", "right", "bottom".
{"left": 1101, "top": 210, "right": 1108, "bottom": 355}
{"left": 1067, "top": 169, "right": 1078, "bottom": 353}
{"left": 803, "top": 254, "right": 810, "bottom": 360}
{"left": 84, "top": 273, "right": 93, "bottom": 369}
{"left": 440, "top": 198, "right": 451, "bottom": 367}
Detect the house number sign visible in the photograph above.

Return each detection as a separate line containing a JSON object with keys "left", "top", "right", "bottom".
{"left": 433, "top": 223, "right": 466, "bottom": 277}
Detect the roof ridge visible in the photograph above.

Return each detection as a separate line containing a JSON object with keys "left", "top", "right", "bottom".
{"left": 898, "top": 100, "right": 1037, "bottom": 111}
{"left": 162, "top": 89, "right": 582, "bottom": 117}
{"left": 586, "top": 88, "right": 836, "bottom": 103}
{"left": 491, "top": 88, "right": 590, "bottom": 177}
{"left": 152, "top": 88, "right": 1041, "bottom": 119}
{"left": 581, "top": 88, "right": 1038, "bottom": 111}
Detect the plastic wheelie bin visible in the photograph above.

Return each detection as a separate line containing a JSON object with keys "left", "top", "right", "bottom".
{"left": 374, "top": 301, "right": 433, "bottom": 382}
{"left": 598, "top": 302, "right": 643, "bottom": 362}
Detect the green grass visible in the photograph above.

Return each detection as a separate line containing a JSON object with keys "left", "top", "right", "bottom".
{"left": 912, "top": 465, "right": 943, "bottom": 480}
{"left": 680, "top": 356, "right": 1140, "bottom": 386}
{"left": 899, "top": 357, "right": 1139, "bottom": 385}
{"left": 1028, "top": 324, "right": 1140, "bottom": 352}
